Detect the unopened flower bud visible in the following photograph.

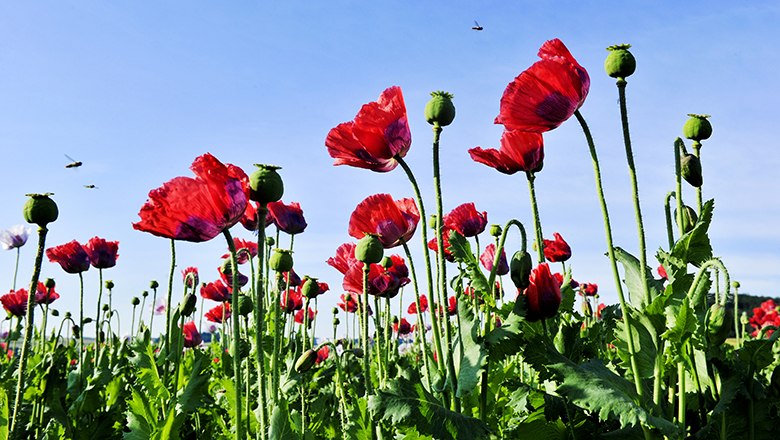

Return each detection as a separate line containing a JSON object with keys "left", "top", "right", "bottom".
{"left": 237, "top": 294, "right": 253, "bottom": 317}
{"left": 72, "top": 325, "right": 80, "bottom": 338}
{"left": 740, "top": 311, "right": 749, "bottom": 326}
{"left": 675, "top": 205, "right": 698, "bottom": 234}
{"left": 142, "top": 290, "right": 149, "bottom": 298}
{"left": 44, "top": 278, "right": 56, "bottom": 289}
{"left": 351, "top": 348, "right": 365, "bottom": 358}
{"left": 150, "top": 280, "right": 159, "bottom": 289}
{"left": 681, "top": 153, "right": 703, "bottom": 187}
{"left": 64, "top": 312, "right": 71, "bottom": 319}
{"left": 265, "top": 236, "right": 275, "bottom": 247}
{"left": 301, "top": 276, "right": 320, "bottom": 299}
{"left": 509, "top": 250, "right": 533, "bottom": 290}
{"left": 179, "top": 293, "right": 197, "bottom": 317}
{"left": 355, "top": 234, "right": 383, "bottom": 264}
{"left": 23, "top": 193, "right": 58, "bottom": 227}
{"left": 50, "top": 309, "right": 59, "bottom": 317}
{"left": 249, "top": 164, "right": 284, "bottom": 204}
{"left": 295, "top": 349, "right": 318, "bottom": 373}
{"left": 332, "top": 307, "right": 339, "bottom": 315}
{"left": 333, "top": 317, "right": 340, "bottom": 326}
{"left": 380, "top": 256, "right": 393, "bottom": 269}
{"left": 489, "top": 224, "right": 502, "bottom": 238}
{"left": 604, "top": 44, "right": 636, "bottom": 79}
{"left": 102, "top": 304, "right": 110, "bottom": 312}
{"left": 683, "top": 114, "right": 712, "bottom": 142}
{"left": 269, "top": 249, "right": 294, "bottom": 272}
{"left": 131, "top": 297, "right": 140, "bottom": 306}
{"left": 83, "top": 317, "right": 93, "bottom": 324}
{"left": 705, "top": 303, "right": 731, "bottom": 346}
{"left": 105, "top": 280, "right": 115, "bottom": 290}
{"left": 732, "top": 281, "right": 741, "bottom": 289}
{"left": 424, "top": 91, "right": 456, "bottom": 127}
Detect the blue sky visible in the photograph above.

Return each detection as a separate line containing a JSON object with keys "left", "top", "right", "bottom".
{"left": 1, "top": 2, "right": 778, "bottom": 337}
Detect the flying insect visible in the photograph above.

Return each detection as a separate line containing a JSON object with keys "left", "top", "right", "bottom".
{"left": 472, "top": 21, "right": 483, "bottom": 31}
{"left": 65, "top": 154, "right": 83, "bottom": 169}
{"left": 84, "top": 185, "right": 98, "bottom": 189}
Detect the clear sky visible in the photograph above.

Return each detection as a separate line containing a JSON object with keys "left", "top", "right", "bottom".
{"left": 1, "top": 1, "right": 778, "bottom": 338}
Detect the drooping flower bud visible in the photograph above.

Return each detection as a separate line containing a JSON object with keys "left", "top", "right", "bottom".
{"left": 23, "top": 193, "right": 58, "bottom": 227}
{"left": 524, "top": 263, "right": 562, "bottom": 322}
{"left": 45, "top": 278, "right": 56, "bottom": 289}
{"left": 179, "top": 293, "right": 197, "bottom": 317}
{"left": 424, "top": 91, "right": 456, "bottom": 127}
{"left": 683, "top": 114, "right": 712, "bottom": 142}
{"left": 675, "top": 205, "right": 698, "bottom": 234}
{"left": 705, "top": 303, "right": 731, "bottom": 346}
{"left": 355, "top": 234, "right": 383, "bottom": 264}
{"left": 50, "top": 309, "right": 59, "bottom": 317}
{"left": 237, "top": 294, "right": 253, "bottom": 316}
{"left": 333, "top": 317, "right": 340, "bottom": 326}
{"left": 681, "top": 153, "right": 703, "bottom": 187}
{"left": 301, "top": 276, "right": 320, "bottom": 299}
{"left": 489, "top": 224, "right": 502, "bottom": 238}
{"left": 131, "top": 297, "right": 140, "bottom": 306}
{"left": 269, "top": 249, "right": 294, "bottom": 272}
{"left": 72, "top": 325, "right": 80, "bottom": 339}
{"left": 604, "top": 44, "right": 636, "bottom": 79}
{"left": 249, "top": 164, "right": 284, "bottom": 204}
{"left": 295, "top": 349, "right": 318, "bottom": 373}
{"left": 510, "top": 250, "right": 533, "bottom": 290}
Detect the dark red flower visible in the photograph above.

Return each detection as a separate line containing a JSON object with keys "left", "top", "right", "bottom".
{"left": 408, "top": 295, "right": 429, "bottom": 314}
{"left": 295, "top": 307, "right": 316, "bottom": 326}
{"left": 543, "top": 232, "right": 571, "bottom": 263}
{"left": 34, "top": 282, "right": 59, "bottom": 305}
{"left": 240, "top": 201, "right": 274, "bottom": 232}
{"left": 182, "top": 267, "right": 199, "bottom": 288}
{"left": 595, "top": 303, "right": 606, "bottom": 320}
{"left": 325, "top": 86, "right": 411, "bottom": 173}
{"left": 201, "top": 279, "right": 231, "bottom": 302}
{"left": 315, "top": 345, "right": 330, "bottom": 364}
{"left": 394, "top": 318, "right": 413, "bottom": 336}
{"left": 219, "top": 260, "right": 248, "bottom": 289}
{"left": 337, "top": 293, "right": 359, "bottom": 313}
{"left": 84, "top": 236, "right": 119, "bottom": 269}
{"left": 283, "top": 269, "right": 302, "bottom": 288}
{"left": 552, "top": 272, "right": 579, "bottom": 289}
{"left": 133, "top": 153, "right": 248, "bottom": 242}
{"left": 46, "top": 240, "right": 90, "bottom": 274}
{"left": 280, "top": 289, "right": 303, "bottom": 313}
{"left": 342, "top": 255, "right": 410, "bottom": 298}
{"left": 448, "top": 295, "right": 458, "bottom": 316}
{"left": 326, "top": 243, "right": 357, "bottom": 275}
{"left": 205, "top": 303, "right": 231, "bottom": 323}
{"left": 427, "top": 229, "right": 456, "bottom": 262}
{"left": 469, "top": 130, "right": 544, "bottom": 175}
{"left": 267, "top": 201, "right": 307, "bottom": 235}
{"left": 182, "top": 321, "right": 202, "bottom": 348}
{"left": 1, "top": 289, "right": 28, "bottom": 317}
{"left": 580, "top": 283, "right": 598, "bottom": 297}
{"left": 480, "top": 243, "right": 509, "bottom": 275}
{"left": 523, "top": 263, "right": 561, "bottom": 322}
{"left": 444, "top": 203, "right": 488, "bottom": 238}
{"left": 222, "top": 237, "right": 258, "bottom": 264}
{"left": 348, "top": 194, "right": 419, "bottom": 248}
{"left": 495, "top": 39, "right": 590, "bottom": 133}
{"left": 657, "top": 265, "right": 668, "bottom": 281}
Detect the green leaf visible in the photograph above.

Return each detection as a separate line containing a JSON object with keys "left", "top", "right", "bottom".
{"left": 559, "top": 268, "right": 576, "bottom": 314}
{"left": 613, "top": 247, "right": 665, "bottom": 309}
{"left": 511, "top": 418, "right": 567, "bottom": 439}
{"left": 737, "top": 331, "right": 780, "bottom": 372}
{"left": 369, "top": 377, "right": 492, "bottom": 440}
{"left": 613, "top": 308, "right": 659, "bottom": 379}
{"left": 123, "top": 389, "right": 154, "bottom": 440}
{"left": 485, "top": 311, "right": 526, "bottom": 361}
{"left": 670, "top": 199, "right": 714, "bottom": 267}
{"left": 454, "top": 298, "right": 487, "bottom": 397}
{"left": 448, "top": 231, "right": 494, "bottom": 308}
{"left": 0, "top": 388, "right": 7, "bottom": 440}
{"left": 269, "top": 399, "right": 295, "bottom": 440}
{"left": 661, "top": 296, "right": 697, "bottom": 345}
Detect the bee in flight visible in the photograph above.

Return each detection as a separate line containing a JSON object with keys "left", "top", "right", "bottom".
{"left": 65, "top": 154, "right": 83, "bottom": 169}
{"left": 83, "top": 185, "right": 98, "bottom": 189}
{"left": 472, "top": 20, "right": 483, "bottom": 31}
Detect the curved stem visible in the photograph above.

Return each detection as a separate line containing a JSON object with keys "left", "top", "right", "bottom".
{"left": 674, "top": 138, "right": 686, "bottom": 238}
{"left": 10, "top": 226, "right": 47, "bottom": 435}
{"left": 224, "top": 229, "right": 244, "bottom": 440}
{"left": 687, "top": 258, "right": 730, "bottom": 308}
{"left": 575, "top": 110, "right": 644, "bottom": 399}
{"left": 525, "top": 172, "right": 545, "bottom": 264}
{"left": 164, "top": 239, "right": 176, "bottom": 354}
{"left": 664, "top": 191, "right": 676, "bottom": 249}
{"left": 255, "top": 204, "right": 269, "bottom": 440}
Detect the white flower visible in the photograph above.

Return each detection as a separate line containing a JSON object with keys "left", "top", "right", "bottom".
{"left": 0, "top": 225, "right": 31, "bottom": 250}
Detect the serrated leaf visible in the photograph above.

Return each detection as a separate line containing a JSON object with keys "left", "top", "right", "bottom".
{"left": 670, "top": 199, "right": 714, "bottom": 267}
{"left": 613, "top": 247, "right": 665, "bottom": 309}
{"left": 737, "top": 331, "right": 780, "bottom": 372}
{"left": 512, "top": 418, "right": 567, "bottom": 439}
{"left": 448, "top": 231, "right": 494, "bottom": 308}
{"left": 559, "top": 269, "right": 576, "bottom": 314}
{"left": 661, "top": 296, "right": 697, "bottom": 344}
{"left": 269, "top": 399, "right": 295, "bottom": 440}
{"left": 454, "top": 298, "right": 487, "bottom": 397}
{"left": 369, "top": 377, "right": 491, "bottom": 440}
{"left": 614, "top": 308, "right": 659, "bottom": 379}
{"left": 485, "top": 311, "right": 526, "bottom": 361}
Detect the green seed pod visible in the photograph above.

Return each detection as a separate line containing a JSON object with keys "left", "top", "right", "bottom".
{"left": 83, "top": 317, "right": 93, "bottom": 324}
{"left": 489, "top": 224, "right": 502, "bottom": 238}
{"left": 64, "top": 312, "right": 71, "bottom": 319}
{"left": 249, "top": 164, "right": 284, "bottom": 204}
{"left": 23, "top": 193, "right": 58, "bottom": 227}
{"left": 131, "top": 297, "right": 140, "bottom": 306}
{"left": 683, "top": 114, "right": 712, "bottom": 142}
{"left": 355, "top": 234, "right": 383, "bottom": 264}
{"left": 105, "top": 280, "right": 115, "bottom": 290}
{"left": 424, "top": 91, "right": 456, "bottom": 127}
{"left": 332, "top": 307, "right": 339, "bottom": 315}
{"left": 301, "top": 276, "right": 320, "bottom": 299}
{"left": 705, "top": 303, "right": 732, "bottom": 346}
{"left": 428, "top": 214, "right": 438, "bottom": 230}
{"left": 333, "top": 317, "right": 340, "bottom": 326}
{"left": 269, "top": 249, "right": 294, "bottom": 272}
{"left": 380, "top": 256, "right": 393, "bottom": 269}
{"left": 150, "top": 280, "right": 159, "bottom": 289}
{"left": 237, "top": 294, "right": 253, "bottom": 317}
{"left": 50, "top": 309, "right": 59, "bottom": 317}
{"left": 179, "top": 293, "right": 197, "bottom": 317}
{"left": 681, "top": 153, "right": 703, "bottom": 187}
{"left": 675, "top": 205, "right": 698, "bottom": 234}
{"left": 509, "top": 250, "right": 533, "bottom": 290}
{"left": 102, "top": 304, "right": 110, "bottom": 312}
{"left": 295, "top": 349, "right": 318, "bottom": 373}
{"left": 142, "top": 290, "right": 149, "bottom": 298}
{"left": 44, "top": 278, "right": 56, "bottom": 289}
{"left": 72, "top": 325, "right": 80, "bottom": 338}
{"left": 265, "top": 236, "right": 275, "bottom": 247}
{"left": 604, "top": 44, "right": 636, "bottom": 79}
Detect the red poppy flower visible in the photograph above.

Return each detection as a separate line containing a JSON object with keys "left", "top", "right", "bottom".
{"left": 84, "top": 237, "right": 119, "bottom": 269}
{"left": 348, "top": 194, "right": 420, "bottom": 248}
{"left": 657, "top": 265, "right": 668, "bottom": 281}
{"left": 182, "top": 321, "right": 202, "bottom": 348}
{"left": 34, "top": 282, "right": 59, "bottom": 305}
{"left": 280, "top": 289, "right": 303, "bottom": 313}
{"left": 469, "top": 130, "right": 544, "bottom": 175}
{"left": 283, "top": 269, "right": 302, "bottom": 288}
{"left": 219, "top": 260, "right": 248, "bottom": 289}
{"left": 427, "top": 229, "right": 456, "bottom": 263}
{"left": 552, "top": 272, "right": 579, "bottom": 289}
{"left": 1, "top": 289, "right": 28, "bottom": 317}
{"left": 201, "top": 279, "right": 231, "bottom": 302}
{"left": 337, "top": 293, "right": 359, "bottom": 313}
{"left": 444, "top": 203, "right": 488, "bottom": 238}
{"left": 222, "top": 237, "right": 258, "bottom": 264}
{"left": 315, "top": 345, "right": 330, "bottom": 364}
{"left": 326, "top": 243, "right": 357, "bottom": 275}
{"left": 205, "top": 303, "right": 231, "bottom": 323}
{"left": 267, "top": 201, "right": 307, "bottom": 235}
{"left": 523, "top": 263, "right": 562, "bottom": 322}
{"left": 495, "top": 39, "right": 590, "bottom": 133}
{"left": 595, "top": 303, "right": 606, "bottom": 320}
{"left": 133, "top": 153, "right": 248, "bottom": 242}
{"left": 325, "top": 86, "right": 412, "bottom": 173}
{"left": 295, "top": 307, "right": 316, "bottom": 326}
{"left": 342, "top": 255, "right": 410, "bottom": 298}
{"left": 580, "top": 283, "right": 598, "bottom": 297}
{"left": 46, "top": 240, "right": 90, "bottom": 274}
{"left": 240, "top": 201, "right": 274, "bottom": 232}
{"left": 480, "top": 243, "right": 509, "bottom": 276}
{"left": 447, "top": 295, "right": 458, "bottom": 316}
{"left": 182, "top": 267, "right": 199, "bottom": 288}
{"left": 543, "top": 233, "right": 572, "bottom": 263}
{"left": 408, "top": 295, "right": 428, "bottom": 314}
{"left": 393, "top": 317, "right": 413, "bottom": 336}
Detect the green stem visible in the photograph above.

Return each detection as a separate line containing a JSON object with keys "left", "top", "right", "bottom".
{"left": 131, "top": 305, "right": 137, "bottom": 338}
{"left": 525, "top": 172, "right": 545, "bottom": 264}
{"left": 255, "top": 204, "right": 269, "bottom": 440}
{"left": 692, "top": 142, "right": 703, "bottom": 215}
{"left": 224, "top": 229, "right": 244, "bottom": 440}
{"left": 575, "top": 110, "right": 645, "bottom": 399}
{"left": 678, "top": 360, "right": 686, "bottom": 437}
{"left": 78, "top": 272, "right": 85, "bottom": 384}
{"left": 271, "top": 271, "right": 283, "bottom": 403}
{"left": 674, "top": 138, "right": 685, "bottom": 238}
{"left": 96, "top": 268, "right": 103, "bottom": 345}
{"left": 664, "top": 191, "right": 676, "bottom": 249}
{"left": 734, "top": 283, "right": 741, "bottom": 348}
{"left": 164, "top": 239, "right": 176, "bottom": 355}
{"left": 688, "top": 258, "right": 730, "bottom": 310}
{"left": 362, "top": 264, "right": 376, "bottom": 440}
{"left": 12, "top": 247, "right": 20, "bottom": 291}
{"left": 10, "top": 226, "right": 47, "bottom": 435}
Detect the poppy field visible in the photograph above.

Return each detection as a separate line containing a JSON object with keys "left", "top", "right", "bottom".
{"left": 2, "top": 39, "right": 780, "bottom": 440}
